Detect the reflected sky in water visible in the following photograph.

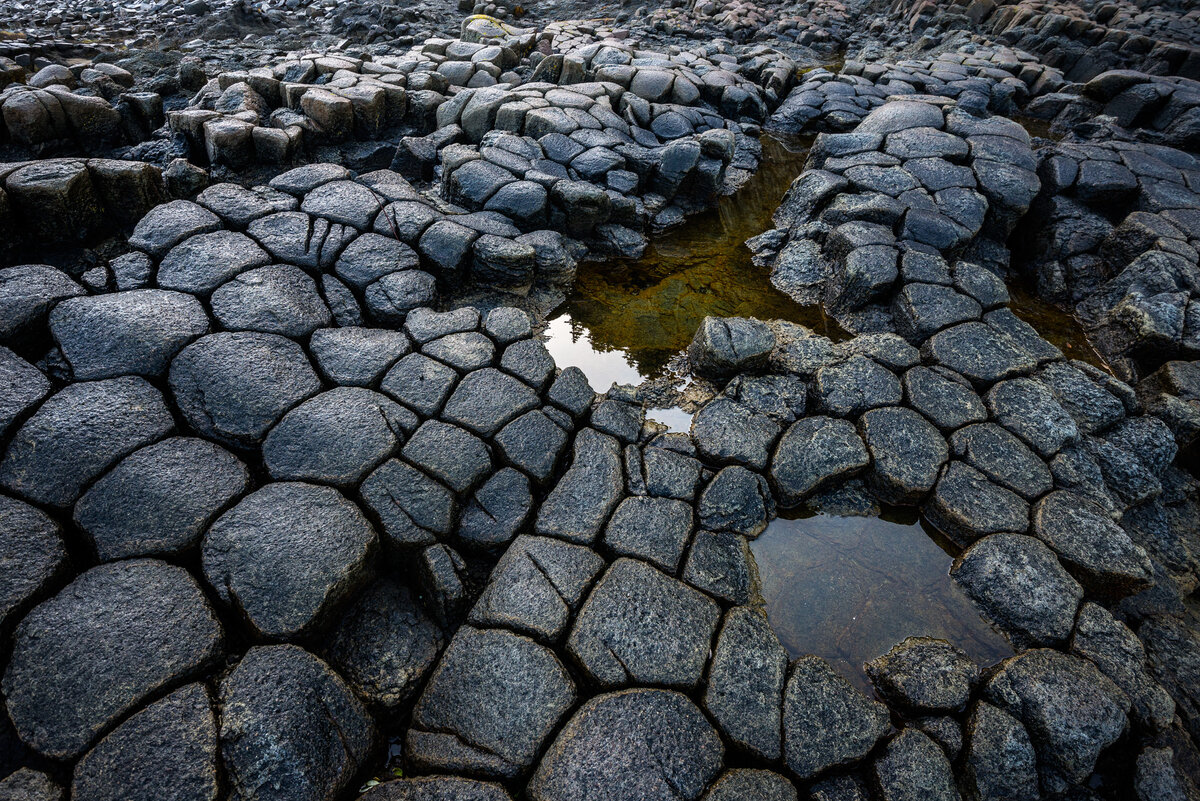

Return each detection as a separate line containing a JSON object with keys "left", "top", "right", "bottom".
{"left": 751, "top": 510, "right": 1013, "bottom": 692}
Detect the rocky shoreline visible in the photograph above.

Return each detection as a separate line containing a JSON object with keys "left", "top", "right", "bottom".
{"left": 2, "top": 1, "right": 1200, "bottom": 800}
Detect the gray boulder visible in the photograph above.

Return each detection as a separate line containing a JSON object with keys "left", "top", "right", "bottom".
{"left": 263, "top": 388, "right": 413, "bottom": 486}
{"left": 783, "top": 655, "right": 891, "bottom": 780}
{"left": 359, "top": 777, "right": 511, "bottom": 801}
{"left": 962, "top": 702, "right": 1040, "bottom": 801}
{"left": 704, "top": 606, "right": 787, "bottom": 760}
{"left": 984, "top": 649, "right": 1130, "bottom": 790}
{"left": 902, "top": 366, "right": 986, "bottom": 432}
{"left": 360, "top": 459, "right": 456, "bottom": 548}
{"left": 871, "top": 729, "right": 960, "bottom": 801}
{"left": 325, "top": 578, "right": 444, "bottom": 713}
{"left": 860, "top": 406, "right": 948, "bottom": 504}
{"left": 986, "top": 378, "right": 1079, "bottom": 458}
{"left": 925, "top": 461, "right": 1029, "bottom": 546}
{"left": 71, "top": 683, "right": 218, "bottom": 801}
{"left": 401, "top": 420, "right": 494, "bottom": 494}
{"left": 0, "top": 264, "right": 85, "bottom": 342}
{"left": 1032, "top": 491, "right": 1153, "bottom": 597}
{"left": 309, "top": 327, "right": 411, "bottom": 387}
{"left": 770, "top": 416, "right": 869, "bottom": 507}
{"left": 949, "top": 424, "right": 1052, "bottom": 501}
{"left": 169, "top": 332, "right": 321, "bottom": 448}
{"left": 701, "top": 770, "right": 797, "bottom": 801}
{"left": 951, "top": 533, "right": 1082, "bottom": 648}
{"left": 691, "top": 399, "right": 781, "bottom": 471}
{"left": 74, "top": 437, "right": 249, "bottom": 561}
{"left": 567, "top": 558, "right": 720, "bottom": 689}
{"left": 0, "top": 377, "right": 174, "bottom": 507}
{"left": 202, "top": 482, "right": 377, "bottom": 638}
{"left": 408, "top": 627, "right": 575, "bottom": 779}
{"left": 2, "top": 560, "right": 224, "bottom": 759}
{"left": 0, "top": 496, "right": 67, "bottom": 632}
{"left": 687, "top": 317, "right": 775, "bottom": 378}
{"left": 49, "top": 290, "right": 209, "bottom": 380}
{"left": 0, "top": 347, "right": 49, "bottom": 439}
{"left": 865, "top": 637, "right": 977, "bottom": 713}
{"left": 697, "top": 465, "right": 774, "bottom": 537}
{"left": 219, "top": 645, "right": 375, "bottom": 801}
{"left": 536, "top": 428, "right": 624, "bottom": 544}
{"left": 210, "top": 265, "right": 332, "bottom": 338}
{"left": 603, "top": 496, "right": 693, "bottom": 573}
{"left": 156, "top": 231, "right": 271, "bottom": 295}
{"left": 529, "top": 689, "right": 723, "bottom": 801}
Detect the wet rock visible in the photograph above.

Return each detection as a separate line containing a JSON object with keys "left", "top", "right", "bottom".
{"left": 682, "top": 530, "right": 754, "bottom": 605}
{"left": 986, "top": 378, "right": 1079, "bottom": 458}
{"left": 1032, "top": 491, "right": 1153, "bottom": 597}
{"left": 871, "top": 729, "right": 960, "bottom": 801}
{"left": 547, "top": 366, "right": 595, "bottom": 417}
{"left": 702, "top": 770, "right": 797, "bottom": 801}
{"left": 2, "top": 559, "right": 224, "bottom": 759}
{"left": 535, "top": 428, "right": 623, "bottom": 544}
{"left": 529, "top": 689, "right": 723, "bottom": 801}
{"left": 0, "top": 496, "right": 66, "bottom": 632}
{"left": 381, "top": 353, "right": 458, "bottom": 417}
{"left": 469, "top": 535, "right": 604, "bottom": 643}
{"left": 0, "top": 377, "right": 174, "bottom": 508}
{"left": 71, "top": 683, "right": 218, "bottom": 801}
{"left": 501, "top": 340, "right": 555, "bottom": 391}
{"left": 49, "top": 290, "right": 208, "bottom": 380}
{"left": 925, "top": 462, "right": 1029, "bottom": 545}
{"left": 691, "top": 399, "right": 781, "bottom": 470}
{"left": 263, "top": 388, "right": 412, "bottom": 486}
{"left": 688, "top": 316, "right": 775, "bottom": 378}
{"left": 568, "top": 558, "right": 720, "bottom": 689}
{"left": 402, "top": 420, "right": 493, "bottom": 494}
{"left": 783, "top": 655, "right": 891, "bottom": 780}
{"left": 202, "top": 482, "right": 377, "bottom": 639}
{"left": 951, "top": 533, "right": 1083, "bottom": 648}
{"left": 697, "top": 465, "right": 774, "bottom": 537}
{"left": 860, "top": 406, "right": 948, "bottom": 504}
{"left": 604, "top": 496, "right": 693, "bottom": 573}
{"left": 770, "top": 416, "right": 869, "bottom": 507}
{"left": 0, "top": 264, "right": 85, "bottom": 342}
{"left": 949, "top": 424, "right": 1053, "bottom": 501}
{"left": 704, "top": 606, "right": 787, "bottom": 761}
{"left": 408, "top": 626, "right": 575, "bottom": 779}
{"left": 169, "top": 332, "right": 320, "bottom": 448}
{"left": 0, "top": 347, "right": 50, "bottom": 438}
{"left": 814, "top": 356, "right": 903, "bottom": 417}
{"left": 865, "top": 637, "right": 977, "bottom": 713}
{"left": 219, "top": 645, "right": 375, "bottom": 801}
{"left": 325, "top": 578, "right": 444, "bottom": 713}
{"left": 984, "top": 649, "right": 1129, "bottom": 789}
{"left": 422, "top": 331, "right": 494, "bottom": 372}
{"left": 309, "top": 327, "right": 410, "bottom": 387}
{"left": 75, "top": 437, "right": 249, "bottom": 561}
{"left": 360, "top": 458, "right": 456, "bottom": 548}
{"left": 962, "top": 702, "right": 1039, "bottom": 801}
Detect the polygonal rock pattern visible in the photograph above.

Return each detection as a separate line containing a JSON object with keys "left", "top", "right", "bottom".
{"left": 865, "top": 637, "right": 978, "bottom": 713}
{"left": 783, "top": 655, "right": 892, "bottom": 780}
{"left": 71, "top": 683, "right": 219, "bottom": 801}
{"left": 74, "top": 437, "right": 250, "bottom": 561}
{"left": 704, "top": 606, "right": 787, "bottom": 761}
{"left": 529, "top": 689, "right": 723, "bottom": 801}
{"left": 2, "top": 559, "right": 224, "bottom": 759}
{"left": 219, "top": 645, "right": 375, "bottom": 801}
{"left": 871, "top": 729, "right": 960, "bottom": 801}
{"left": 325, "top": 578, "right": 445, "bottom": 713}
{"left": 567, "top": 558, "right": 720, "bottom": 690}
{"left": 770, "top": 416, "right": 869, "bottom": 506}
{"left": 0, "top": 377, "right": 174, "bottom": 507}
{"left": 169, "top": 332, "right": 320, "bottom": 448}
{"left": 202, "top": 482, "right": 377, "bottom": 638}
{"left": 407, "top": 627, "right": 576, "bottom": 779}
{"left": 1031, "top": 490, "right": 1153, "bottom": 597}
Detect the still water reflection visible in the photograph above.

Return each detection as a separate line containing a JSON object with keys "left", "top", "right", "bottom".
{"left": 542, "top": 136, "right": 847, "bottom": 389}
{"left": 750, "top": 509, "right": 1014, "bottom": 692}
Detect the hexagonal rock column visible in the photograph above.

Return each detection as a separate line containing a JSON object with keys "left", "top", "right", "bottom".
{"left": 219, "top": 645, "right": 375, "bottom": 801}
{"left": 529, "top": 689, "right": 723, "bottom": 801}
{"left": 407, "top": 626, "right": 576, "bottom": 780}
{"left": 202, "top": 482, "right": 377, "bottom": 639}
{"left": 2, "top": 560, "right": 224, "bottom": 760}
